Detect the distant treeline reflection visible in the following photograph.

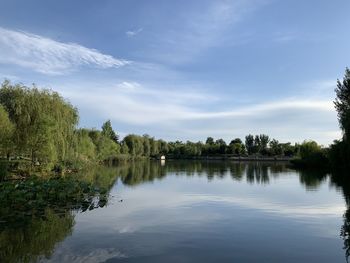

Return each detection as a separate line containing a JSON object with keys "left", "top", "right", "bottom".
{"left": 110, "top": 161, "right": 327, "bottom": 189}
{"left": 2, "top": 161, "right": 350, "bottom": 262}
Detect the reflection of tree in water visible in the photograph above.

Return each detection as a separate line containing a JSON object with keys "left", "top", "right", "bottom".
{"left": 0, "top": 209, "right": 74, "bottom": 263}
{"left": 246, "top": 163, "right": 270, "bottom": 185}
{"left": 0, "top": 167, "right": 119, "bottom": 263}
{"left": 297, "top": 169, "right": 328, "bottom": 191}
{"left": 115, "top": 161, "right": 293, "bottom": 185}
{"left": 230, "top": 163, "right": 245, "bottom": 181}
{"left": 330, "top": 173, "right": 350, "bottom": 262}
{"left": 1, "top": 161, "right": 339, "bottom": 262}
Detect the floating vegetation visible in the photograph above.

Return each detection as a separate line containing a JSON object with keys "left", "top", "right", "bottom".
{"left": 0, "top": 177, "right": 109, "bottom": 230}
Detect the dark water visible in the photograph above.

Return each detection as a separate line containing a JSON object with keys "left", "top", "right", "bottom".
{"left": 1, "top": 161, "right": 350, "bottom": 262}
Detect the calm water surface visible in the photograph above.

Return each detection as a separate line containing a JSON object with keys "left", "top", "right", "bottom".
{"left": 2, "top": 161, "right": 350, "bottom": 262}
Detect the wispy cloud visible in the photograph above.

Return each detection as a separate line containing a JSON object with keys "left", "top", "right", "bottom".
{"left": 56, "top": 79, "right": 338, "bottom": 145}
{"left": 126, "top": 28, "right": 143, "bottom": 37}
{"left": 145, "top": 0, "right": 269, "bottom": 63}
{"left": 0, "top": 27, "right": 130, "bottom": 75}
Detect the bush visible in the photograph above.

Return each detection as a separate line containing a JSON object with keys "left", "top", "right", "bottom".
{"left": 292, "top": 141, "right": 329, "bottom": 169}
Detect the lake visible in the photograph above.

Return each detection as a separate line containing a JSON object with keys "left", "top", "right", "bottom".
{"left": 1, "top": 161, "right": 349, "bottom": 262}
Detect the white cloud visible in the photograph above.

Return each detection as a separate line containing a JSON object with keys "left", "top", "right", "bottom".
{"left": 126, "top": 28, "right": 143, "bottom": 37}
{"left": 0, "top": 27, "right": 130, "bottom": 75}
{"left": 56, "top": 79, "right": 339, "bottom": 145}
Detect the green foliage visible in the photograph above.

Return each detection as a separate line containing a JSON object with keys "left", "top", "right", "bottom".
{"left": 259, "top": 134, "right": 270, "bottom": 154}
{"left": 292, "top": 141, "right": 328, "bottom": 169}
{"left": 0, "top": 81, "right": 78, "bottom": 167}
{"left": 159, "top": 139, "right": 169, "bottom": 154}
{"left": 124, "top": 134, "right": 144, "bottom": 156}
{"left": 72, "top": 129, "right": 96, "bottom": 164}
{"left": 245, "top": 134, "right": 254, "bottom": 155}
{"left": 299, "top": 141, "right": 321, "bottom": 159}
{"left": 269, "top": 139, "right": 283, "bottom": 156}
{"left": 335, "top": 68, "right": 350, "bottom": 139}
{"left": 142, "top": 134, "right": 151, "bottom": 157}
{"left": 229, "top": 138, "right": 245, "bottom": 155}
{"left": 205, "top": 137, "right": 214, "bottom": 145}
{"left": 0, "top": 209, "right": 74, "bottom": 263}
{"left": 254, "top": 135, "right": 261, "bottom": 154}
{"left": 0, "top": 82, "right": 128, "bottom": 171}
{"left": 120, "top": 142, "right": 129, "bottom": 154}
{"left": 329, "top": 68, "right": 350, "bottom": 171}
{"left": 0, "top": 105, "right": 14, "bottom": 157}
{"left": 0, "top": 176, "right": 109, "bottom": 229}
{"left": 329, "top": 140, "right": 350, "bottom": 171}
{"left": 95, "top": 134, "right": 121, "bottom": 161}
{"left": 101, "top": 120, "right": 119, "bottom": 143}
{"left": 150, "top": 137, "right": 159, "bottom": 156}
{"left": 0, "top": 161, "right": 8, "bottom": 182}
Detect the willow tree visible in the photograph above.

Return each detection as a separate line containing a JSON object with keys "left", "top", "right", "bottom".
{"left": 0, "top": 105, "right": 14, "bottom": 158}
{"left": 123, "top": 134, "right": 144, "bottom": 156}
{"left": 0, "top": 81, "right": 78, "bottom": 166}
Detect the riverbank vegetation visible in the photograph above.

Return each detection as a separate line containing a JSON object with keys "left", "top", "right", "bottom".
{"left": 1, "top": 68, "right": 350, "bottom": 178}
{"left": 0, "top": 80, "right": 303, "bottom": 179}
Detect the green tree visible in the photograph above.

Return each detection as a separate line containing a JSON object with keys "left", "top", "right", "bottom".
{"left": 230, "top": 138, "right": 242, "bottom": 145}
{"left": 142, "top": 135, "right": 151, "bottom": 157}
{"left": 93, "top": 132, "right": 120, "bottom": 161}
{"left": 0, "top": 105, "right": 14, "bottom": 158}
{"left": 0, "top": 81, "right": 78, "bottom": 166}
{"left": 123, "top": 135, "right": 144, "bottom": 156}
{"left": 299, "top": 140, "right": 321, "bottom": 160}
{"left": 73, "top": 129, "right": 96, "bottom": 162}
{"left": 269, "top": 139, "right": 283, "bottom": 156}
{"left": 229, "top": 138, "right": 245, "bottom": 155}
{"left": 150, "top": 137, "right": 159, "bottom": 156}
{"left": 120, "top": 142, "right": 129, "bottom": 154}
{"left": 101, "top": 120, "right": 119, "bottom": 143}
{"left": 335, "top": 68, "right": 350, "bottom": 139}
{"left": 205, "top": 137, "right": 214, "bottom": 145}
{"left": 254, "top": 135, "right": 261, "bottom": 154}
{"left": 296, "top": 140, "right": 328, "bottom": 168}
{"left": 159, "top": 140, "right": 169, "bottom": 155}
{"left": 245, "top": 134, "right": 254, "bottom": 155}
{"left": 215, "top": 139, "right": 227, "bottom": 154}
{"left": 259, "top": 134, "right": 270, "bottom": 154}
{"left": 329, "top": 68, "right": 350, "bottom": 170}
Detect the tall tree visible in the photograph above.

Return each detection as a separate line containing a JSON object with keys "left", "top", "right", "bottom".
{"left": 335, "top": 68, "right": 350, "bottom": 139}
{"left": 205, "top": 137, "right": 214, "bottom": 145}
{"left": 254, "top": 135, "right": 261, "bottom": 154}
{"left": 259, "top": 134, "right": 270, "bottom": 153}
{"left": 101, "top": 120, "right": 119, "bottom": 143}
{"left": 245, "top": 134, "right": 254, "bottom": 155}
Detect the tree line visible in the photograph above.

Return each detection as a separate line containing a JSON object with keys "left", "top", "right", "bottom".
{"left": 1, "top": 67, "right": 350, "bottom": 174}
{"left": 0, "top": 81, "right": 305, "bottom": 168}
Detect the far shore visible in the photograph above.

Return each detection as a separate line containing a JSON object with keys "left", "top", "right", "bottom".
{"left": 160, "top": 155, "right": 293, "bottom": 162}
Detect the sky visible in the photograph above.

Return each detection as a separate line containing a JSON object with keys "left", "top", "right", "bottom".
{"left": 0, "top": 0, "right": 349, "bottom": 145}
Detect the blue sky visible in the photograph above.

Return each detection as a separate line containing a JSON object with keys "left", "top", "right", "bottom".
{"left": 0, "top": 0, "right": 349, "bottom": 145}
